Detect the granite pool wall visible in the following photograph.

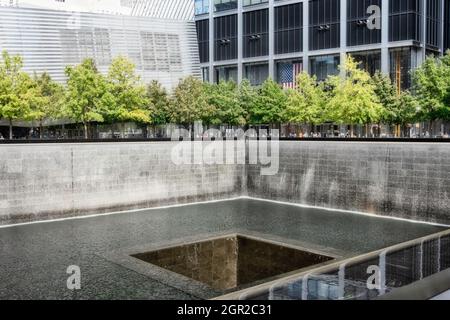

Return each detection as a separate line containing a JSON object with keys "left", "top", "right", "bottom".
{"left": 0, "top": 140, "right": 449, "bottom": 225}
{"left": 0, "top": 142, "right": 246, "bottom": 225}
{"left": 247, "top": 141, "right": 450, "bottom": 225}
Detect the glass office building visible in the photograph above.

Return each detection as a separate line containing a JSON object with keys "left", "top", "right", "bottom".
{"left": 195, "top": 0, "right": 449, "bottom": 89}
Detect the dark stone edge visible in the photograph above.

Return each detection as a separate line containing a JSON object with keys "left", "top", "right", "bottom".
{"left": 1, "top": 137, "right": 450, "bottom": 144}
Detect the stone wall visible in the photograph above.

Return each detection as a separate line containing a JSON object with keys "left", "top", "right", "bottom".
{"left": 0, "top": 142, "right": 245, "bottom": 225}
{"left": 1, "top": 141, "right": 449, "bottom": 226}
{"left": 247, "top": 141, "right": 450, "bottom": 225}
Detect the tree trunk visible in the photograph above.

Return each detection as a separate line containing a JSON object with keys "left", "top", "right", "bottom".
{"left": 39, "top": 121, "right": 43, "bottom": 140}
{"left": 9, "top": 119, "right": 13, "bottom": 140}
{"left": 84, "top": 122, "right": 88, "bottom": 139}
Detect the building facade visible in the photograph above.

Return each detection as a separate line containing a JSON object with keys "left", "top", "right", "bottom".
{"left": 0, "top": 4, "right": 200, "bottom": 89}
{"left": 195, "top": 0, "right": 450, "bottom": 90}
{"left": 0, "top": 0, "right": 134, "bottom": 14}
{"left": 0, "top": 0, "right": 196, "bottom": 19}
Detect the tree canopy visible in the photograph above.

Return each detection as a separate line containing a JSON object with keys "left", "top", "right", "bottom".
{"left": 412, "top": 53, "right": 450, "bottom": 122}
{"left": 205, "top": 81, "right": 246, "bottom": 126}
{"left": 65, "top": 58, "right": 110, "bottom": 138}
{"left": 327, "top": 56, "right": 384, "bottom": 127}
{"left": 0, "top": 50, "right": 34, "bottom": 138}
{"left": 2, "top": 49, "right": 450, "bottom": 139}
{"left": 285, "top": 72, "right": 328, "bottom": 125}
{"left": 146, "top": 80, "right": 170, "bottom": 125}
{"left": 372, "top": 71, "right": 417, "bottom": 126}
{"left": 169, "top": 76, "right": 211, "bottom": 127}
{"left": 250, "top": 78, "right": 287, "bottom": 125}
{"left": 28, "top": 72, "right": 65, "bottom": 135}
{"left": 105, "top": 56, "right": 150, "bottom": 124}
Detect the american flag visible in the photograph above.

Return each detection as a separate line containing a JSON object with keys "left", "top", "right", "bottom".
{"left": 279, "top": 62, "right": 303, "bottom": 89}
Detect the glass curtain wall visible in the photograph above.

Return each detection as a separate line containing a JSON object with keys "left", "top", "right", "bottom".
{"left": 310, "top": 55, "right": 340, "bottom": 81}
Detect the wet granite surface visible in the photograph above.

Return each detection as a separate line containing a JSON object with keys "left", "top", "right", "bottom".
{"left": 0, "top": 198, "right": 445, "bottom": 300}
{"left": 248, "top": 141, "right": 450, "bottom": 225}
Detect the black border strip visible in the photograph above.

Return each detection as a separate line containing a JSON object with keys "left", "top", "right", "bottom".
{"left": 0, "top": 138, "right": 449, "bottom": 144}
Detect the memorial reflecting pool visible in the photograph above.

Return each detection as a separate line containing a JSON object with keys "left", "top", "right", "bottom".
{"left": 0, "top": 198, "right": 445, "bottom": 300}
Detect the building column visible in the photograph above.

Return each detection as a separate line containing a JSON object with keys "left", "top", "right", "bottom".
{"left": 238, "top": 0, "right": 244, "bottom": 83}
{"left": 208, "top": 0, "right": 214, "bottom": 83}
{"left": 302, "top": 0, "right": 309, "bottom": 73}
{"left": 419, "top": 0, "right": 428, "bottom": 65}
{"left": 381, "top": 0, "right": 390, "bottom": 74}
{"left": 339, "top": 0, "right": 347, "bottom": 76}
{"left": 268, "top": 0, "right": 275, "bottom": 79}
{"left": 440, "top": 0, "right": 445, "bottom": 55}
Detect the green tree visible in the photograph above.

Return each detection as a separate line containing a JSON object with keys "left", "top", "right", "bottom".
{"left": 371, "top": 72, "right": 418, "bottom": 136}
{"left": 28, "top": 72, "right": 65, "bottom": 138}
{"left": 238, "top": 79, "right": 258, "bottom": 125}
{"left": 0, "top": 50, "right": 34, "bottom": 139}
{"left": 396, "top": 90, "right": 419, "bottom": 135}
{"left": 169, "top": 76, "right": 210, "bottom": 133}
{"left": 327, "top": 56, "right": 384, "bottom": 136}
{"left": 65, "top": 58, "right": 109, "bottom": 139}
{"left": 250, "top": 78, "right": 287, "bottom": 126}
{"left": 412, "top": 52, "right": 450, "bottom": 133}
{"left": 285, "top": 72, "right": 328, "bottom": 127}
{"left": 105, "top": 56, "right": 150, "bottom": 124}
{"left": 147, "top": 80, "right": 170, "bottom": 125}
{"left": 206, "top": 81, "right": 246, "bottom": 126}
{"left": 371, "top": 71, "right": 398, "bottom": 124}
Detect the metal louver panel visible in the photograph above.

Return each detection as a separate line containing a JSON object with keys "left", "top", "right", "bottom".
{"left": 0, "top": 6, "right": 201, "bottom": 90}
{"left": 130, "top": 0, "right": 194, "bottom": 20}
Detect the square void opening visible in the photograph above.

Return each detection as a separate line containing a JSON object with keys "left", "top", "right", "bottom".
{"left": 131, "top": 235, "right": 333, "bottom": 291}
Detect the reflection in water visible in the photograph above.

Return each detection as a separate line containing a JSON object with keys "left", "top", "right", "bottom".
{"left": 247, "top": 233, "right": 450, "bottom": 300}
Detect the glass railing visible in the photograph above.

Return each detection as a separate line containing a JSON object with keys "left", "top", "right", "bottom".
{"left": 215, "top": 229, "right": 450, "bottom": 300}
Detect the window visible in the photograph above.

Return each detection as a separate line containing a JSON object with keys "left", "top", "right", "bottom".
{"left": 202, "top": 67, "right": 210, "bottom": 82}
{"left": 94, "top": 28, "right": 111, "bottom": 66}
{"left": 125, "top": 30, "right": 142, "bottom": 70}
{"left": 350, "top": 50, "right": 381, "bottom": 76}
{"left": 275, "top": 3, "right": 303, "bottom": 54}
{"left": 155, "top": 33, "right": 169, "bottom": 71}
{"left": 310, "top": 54, "right": 340, "bottom": 81}
{"left": 196, "top": 19, "right": 209, "bottom": 63}
{"left": 243, "top": 0, "right": 268, "bottom": 6}
{"left": 389, "top": 47, "right": 418, "bottom": 91}
{"left": 389, "top": 0, "right": 422, "bottom": 42}
{"left": 347, "top": 0, "right": 381, "bottom": 46}
{"left": 214, "top": 0, "right": 237, "bottom": 12}
{"left": 309, "top": 0, "right": 340, "bottom": 50}
{"left": 76, "top": 28, "right": 112, "bottom": 67}
{"left": 214, "top": 14, "right": 238, "bottom": 61}
{"left": 60, "top": 29, "right": 79, "bottom": 64}
{"left": 276, "top": 60, "right": 303, "bottom": 89}
{"left": 243, "top": 9, "right": 269, "bottom": 58}
{"left": 214, "top": 65, "right": 238, "bottom": 83}
{"left": 445, "top": 0, "right": 450, "bottom": 51}
{"left": 78, "top": 29, "right": 95, "bottom": 59}
{"left": 195, "top": 0, "right": 209, "bottom": 15}
{"left": 168, "top": 35, "right": 182, "bottom": 66}
{"left": 141, "top": 32, "right": 156, "bottom": 71}
{"left": 244, "top": 62, "right": 269, "bottom": 86}
{"left": 426, "top": 0, "right": 441, "bottom": 49}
